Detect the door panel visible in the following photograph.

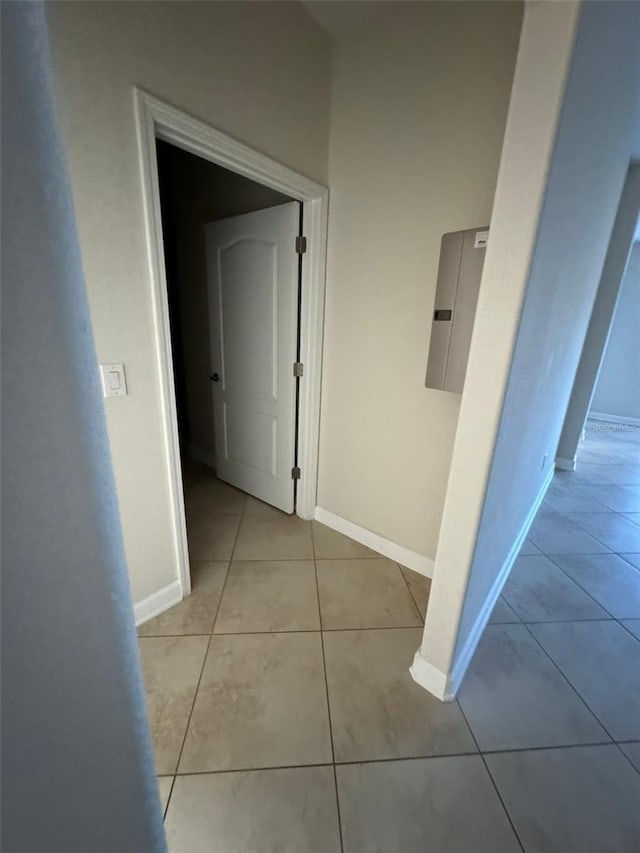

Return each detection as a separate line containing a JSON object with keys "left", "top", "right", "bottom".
{"left": 223, "top": 403, "right": 276, "bottom": 475}
{"left": 219, "top": 240, "right": 278, "bottom": 400}
{"left": 205, "top": 202, "right": 299, "bottom": 513}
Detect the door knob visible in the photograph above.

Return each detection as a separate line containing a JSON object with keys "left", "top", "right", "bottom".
{"left": 210, "top": 373, "right": 219, "bottom": 382}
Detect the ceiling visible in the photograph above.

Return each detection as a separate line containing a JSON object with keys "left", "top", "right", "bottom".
{"left": 301, "top": 0, "right": 398, "bottom": 40}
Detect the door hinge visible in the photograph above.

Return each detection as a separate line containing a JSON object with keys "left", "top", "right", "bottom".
{"left": 295, "top": 235, "right": 307, "bottom": 255}
{"left": 293, "top": 362, "right": 304, "bottom": 377}
{"left": 291, "top": 466, "right": 301, "bottom": 480}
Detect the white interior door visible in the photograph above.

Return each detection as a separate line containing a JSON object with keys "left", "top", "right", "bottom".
{"left": 205, "top": 202, "right": 299, "bottom": 513}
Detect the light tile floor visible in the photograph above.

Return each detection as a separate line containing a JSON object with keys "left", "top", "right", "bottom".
{"left": 139, "top": 421, "right": 640, "bottom": 852}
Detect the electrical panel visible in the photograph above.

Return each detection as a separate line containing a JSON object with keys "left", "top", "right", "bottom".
{"left": 425, "top": 226, "right": 488, "bottom": 394}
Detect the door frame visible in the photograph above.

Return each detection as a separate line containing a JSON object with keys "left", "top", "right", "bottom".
{"left": 134, "top": 88, "right": 328, "bottom": 598}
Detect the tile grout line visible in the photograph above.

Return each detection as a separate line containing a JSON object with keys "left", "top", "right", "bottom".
{"left": 524, "top": 487, "right": 640, "bottom": 625}
{"left": 517, "top": 617, "right": 614, "bottom": 625}
{"left": 310, "top": 522, "right": 345, "bottom": 853}
{"left": 397, "top": 562, "right": 427, "bottom": 624}
{"left": 519, "top": 620, "right": 618, "bottom": 745}
{"left": 162, "top": 776, "right": 175, "bottom": 822}
{"left": 558, "top": 476, "right": 640, "bottom": 509}
{"left": 614, "top": 742, "right": 640, "bottom": 778}
{"left": 540, "top": 552, "right": 627, "bottom": 622}
{"left": 153, "top": 472, "right": 232, "bottom": 817}
{"left": 617, "top": 620, "right": 640, "bottom": 641}
{"left": 137, "top": 624, "right": 429, "bottom": 639}
{"left": 519, "top": 464, "right": 640, "bottom": 748}
{"left": 165, "top": 738, "right": 626, "bottom": 778}
{"left": 531, "top": 541, "right": 640, "bottom": 635}
{"left": 546, "top": 504, "right": 639, "bottom": 553}
{"left": 161, "top": 606, "right": 213, "bottom": 802}
{"left": 160, "top": 463, "right": 639, "bottom": 836}
{"left": 569, "top": 480, "right": 640, "bottom": 519}
{"left": 618, "top": 553, "right": 640, "bottom": 571}
{"left": 531, "top": 506, "right": 616, "bottom": 553}
{"left": 519, "top": 617, "right": 640, "bottom": 640}
{"left": 173, "top": 762, "right": 336, "bottom": 778}
{"left": 454, "top": 698, "right": 526, "bottom": 852}
{"left": 479, "top": 739, "right": 618, "bottom": 756}
{"left": 196, "top": 554, "right": 389, "bottom": 563}
{"left": 159, "top": 476, "right": 632, "bottom": 821}
{"left": 165, "top": 485, "right": 249, "bottom": 801}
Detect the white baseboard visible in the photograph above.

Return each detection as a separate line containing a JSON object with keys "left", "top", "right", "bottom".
{"left": 314, "top": 507, "right": 434, "bottom": 578}
{"left": 555, "top": 455, "right": 576, "bottom": 471}
{"left": 134, "top": 580, "right": 183, "bottom": 626}
{"left": 588, "top": 411, "right": 640, "bottom": 427}
{"left": 411, "top": 465, "right": 554, "bottom": 701}
{"left": 189, "top": 445, "right": 216, "bottom": 468}
{"left": 410, "top": 651, "right": 455, "bottom": 702}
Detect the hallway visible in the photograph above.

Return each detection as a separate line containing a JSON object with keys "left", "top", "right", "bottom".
{"left": 139, "top": 421, "right": 640, "bottom": 852}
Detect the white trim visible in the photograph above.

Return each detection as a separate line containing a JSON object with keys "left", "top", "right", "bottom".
{"left": 555, "top": 455, "right": 576, "bottom": 471}
{"left": 314, "top": 507, "right": 434, "bottom": 577}
{"left": 410, "top": 651, "right": 455, "bottom": 701}
{"left": 135, "top": 92, "right": 192, "bottom": 598}
{"left": 134, "top": 89, "right": 329, "bottom": 600}
{"left": 588, "top": 411, "right": 640, "bottom": 427}
{"left": 134, "top": 580, "right": 182, "bottom": 626}
{"left": 411, "top": 465, "right": 554, "bottom": 700}
{"left": 189, "top": 445, "right": 216, "bottom": 469}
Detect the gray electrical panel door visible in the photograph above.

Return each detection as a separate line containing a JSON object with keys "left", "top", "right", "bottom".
{"left": 425, "top": 226, "right": 488, "bottom": 393}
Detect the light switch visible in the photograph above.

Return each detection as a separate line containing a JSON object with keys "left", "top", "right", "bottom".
{"left": 100, "top": 362, "right": 127, "bottom": 398}
{"left": 474, "top": 230, "right": 489, "bottom": 249}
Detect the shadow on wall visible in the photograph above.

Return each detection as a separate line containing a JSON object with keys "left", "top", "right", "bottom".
{"left": 590, "top": 243, "right": 640, "bottom": 424}
{"left": 2, "top": 2, "right": 164, "bottom": 849}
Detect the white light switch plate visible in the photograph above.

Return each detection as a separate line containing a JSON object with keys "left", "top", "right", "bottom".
{"left": 474, "top": 230, "right": 489, "bottom": 249}
{"left": 100, "top": 362, "right": 127, "bottom": 397}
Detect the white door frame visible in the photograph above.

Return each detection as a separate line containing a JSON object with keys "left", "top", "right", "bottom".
{"left": 134, "top": 88, "right": 328, "bottom": 598}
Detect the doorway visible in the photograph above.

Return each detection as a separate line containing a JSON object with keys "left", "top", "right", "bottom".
{"left": 135, "top": 90, "right": 328, "bottom": 599}
{"left": 157, "top": 140, "right": 301, "bottom": 509}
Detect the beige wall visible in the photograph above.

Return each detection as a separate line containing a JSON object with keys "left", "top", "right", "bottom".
{"left": 317, "top": 1, "right": 522, "bottom": 557}
{"left": 591, "top": 243, "right": 640, "bottom": 422}
{"left": 418, "top": 0, "right": 640, "bottom": 691}
{"left": 46, "top": 1, "right": 331, "bottom": 601}
{"left": 47, "top": 0, "right": 522, "bottom": 608}
{"left": 557, "top": 165, "right": 640, "bottom": 466}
